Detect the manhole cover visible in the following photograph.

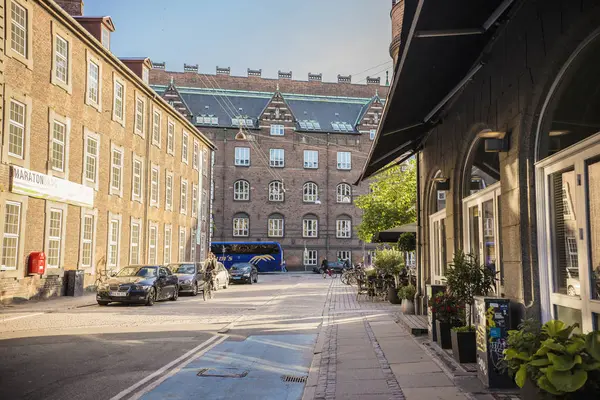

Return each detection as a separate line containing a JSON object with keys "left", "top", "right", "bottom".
{"left": 281, "top": 375, "right": 308, "bottom": 383}
{"left": 197, "top": 368, "right": 248, "bottom": 378}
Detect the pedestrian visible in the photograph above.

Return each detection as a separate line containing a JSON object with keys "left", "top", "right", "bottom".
{"left": 204, "top": 252, "right": 217, "bottom": 290}
{"left": 343, "top": 258, "right": 350, "bottom": 270}
{"left": 321, "top": 257, "right": 328, "bottom": 273}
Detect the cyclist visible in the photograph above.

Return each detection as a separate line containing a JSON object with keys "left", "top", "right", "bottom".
{"left": 204, "top": 252, "right": 217, "bottom": 291}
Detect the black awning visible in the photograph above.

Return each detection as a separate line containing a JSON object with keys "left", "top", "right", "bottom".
{"left": 373, "top": 223, "right": 417, "bottom": 243}
{"left": 358, "top": 0, "right": 515, "bottom": 182}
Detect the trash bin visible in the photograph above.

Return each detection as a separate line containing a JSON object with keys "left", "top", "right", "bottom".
{"left": 65, "top": 270, "right": 85, "bottom": 297}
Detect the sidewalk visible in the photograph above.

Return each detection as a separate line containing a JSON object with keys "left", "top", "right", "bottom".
{"left": 0, "top": 293, "right": 96, "bottom": 314}
{"left": 303, "top": 279, "right": 478, "bottom": 400}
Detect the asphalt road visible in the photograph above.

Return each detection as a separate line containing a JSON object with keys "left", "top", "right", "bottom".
{"left": 0, "top": 273, "right": 330, "bottom": 400}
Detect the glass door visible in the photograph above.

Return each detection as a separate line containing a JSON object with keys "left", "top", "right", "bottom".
{"left": 429, "top": 209, "right": 447, "bottom": 285}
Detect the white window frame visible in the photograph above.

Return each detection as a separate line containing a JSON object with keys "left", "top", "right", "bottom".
{"left": 79, "top": 208, "right": 98, "bottom": 270}
{"left": 235, "top": 147, "right": 250, "bottom": 166}
{"left": 110, "top": 143, "right": 124, "bottom": 197}
{"left": 268, "top": 216, "right": 284, "bottom": 238}
{"left": 234, "top": 180, "right": 250, "bottom": 201}
{"left": 193, "top": 139, "right": 199, "bottom": 170}
{"left": 112, "top": 74, "right": 126, "bottom": 126}
{"left": 107, "top": 213, "right": 122, "bottom": 270}
{"left": 178, "top": 227, "right": 186, "bottom": 261}
{"left": 131, "top": 154, "right": 144, "bottom": 203}
{"left": 152, "top": 108, "right": 162, "bottom": 147}
{"left": 167, "top": 119, "right": 175, "bottom": 155}
{"left": 269, "top": 181, "right": 284, "bottom": 202}
{"left": 150, "top": 164, "right": 160, "bottom": 207}
{"left": 429, "top": 209, "right": 447, "bottom": 285}
{"left": 192, "top": 183, "right": 198, "bottom": 218}
{"left": 85, "top": 51, "right": 102, "bottom": 112}
{"left": 203, "top": 148, "right": 209, "bottom": 176}
{"left": 269, "top": 148, "right": 285, "bottom": 168}
{"left": 165, "top": 171, "right": 173, "bottom": 211}
{"left": 7, "top": 0, "right": 32, "bottom": 69}
{"left": 303, "top": 182, "right": 318, "bottom": 203}
{"left": 303, "top": 218, "right": 318, "bottom": 238}
{"left": 336, "top": 218, "right": 352, "bottom": 238}
{"left": 101, "top": 25, "right": 110, "bottom": 49}
{"left": 337, "top": 183, "right": 352, "bottom": 203}
{"left": 130, "top": 218, "right": 141, "bottom": 265}
{"left": 82, "top": 129, "right": 100, "bottom": 191}
{"left": 44, "top": 202, "right": 67, "bottom": 270}
{"left": 51, "top": 23, "right": 72, "bottom": 93}
{"left": 201, "top": 190, "right": 208, "bottom": 222}
{"left": 190, "top": 228, "right": 197, "bottom": 262}
{"left": 1, "top": 200, "right": 23, "bottom": 271}
{"left": 270, "top": 124, "right": 285, "bottom": 136}
{"left": 164, "top": 224, "right": 172, "bottom": 264}
{"left": 142, "top": 66, "right": 149, "bottom": 84}
{"left": 5, "top": 96, "right": 33, "bottom": 165}
{"left": 182, "top": 130, "right": 189, "bottom": 164}
{"left": 134, "top": 93, "right": 146, "bottom": 137}
{"left": 180, "top": 178, "right": 188, "bottom": 215}
{"left": 233, "top": 216, "right": 250, "bottom": 237}
{"left": 148, "top": 222, "right": 158, "bottom": 264}
{"left": 48, "top": 110, "right": 71, "bottom": 179}
{"left": 304, "top": 150, "right": 319, "bottom": 169}
{"left": 304, "top": 249, "right": 318, "bottom": 267}
{"left": 337, "top": 251, "right": 352, "bottom": 264}
{"left": 337, "top": 152, "right": 351, "bottom": 170}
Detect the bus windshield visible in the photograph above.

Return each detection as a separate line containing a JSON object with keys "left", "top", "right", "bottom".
{"left": 210, "top": 242, "right": 283, "bottom": 273}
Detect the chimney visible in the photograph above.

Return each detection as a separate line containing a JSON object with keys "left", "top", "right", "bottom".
{"left": 153, "top": 62, "right": 166, "bottom": 70}
{"left": 55, "top": 0, "right": 84, "bottom": 16}
{"left": 216, "top": 66, "right": 231, "bottom": 76}
{"left": 308, "top": 73, "right": 322, "bottom": 82}
{"left": 184, "top": 63, "right": 199, "bottom": 73}
{"left": 278, "top": 70, "right": 292, "bottom": 80}
{"left": 248, "top": 68, "right": 262, "bottom": 78}
{"left": 338, "top": 74, "right": 352, "bottom": 84}
{"left": 366, "top": 76, "right": 381, "bottom": 85}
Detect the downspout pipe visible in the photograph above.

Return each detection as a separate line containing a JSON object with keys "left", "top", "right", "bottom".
{"left": 415, "top": 152, "right": 423, "bottom": 314}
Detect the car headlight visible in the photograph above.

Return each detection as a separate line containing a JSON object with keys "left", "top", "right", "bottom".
{"left": 132, "top": 284, "right": 152, "bottom": 291}
{"left": 181, "top": 279, "right": 192, "bottom": 284}
{"left": 243, "top": 272, "right": 251, "bottom": 277}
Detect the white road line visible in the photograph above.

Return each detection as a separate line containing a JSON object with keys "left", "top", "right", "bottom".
{"left": 1, "top": 312, "right": 44, "bottom": 322}
{"left": 128, "top": 334, "right": 229, "bottom": 400}
{"left": 109, "top": 334, "right": 221, "bottom": 400}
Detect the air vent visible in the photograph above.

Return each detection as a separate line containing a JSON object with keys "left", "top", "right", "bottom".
{"left": 281, "top": 375, "right": 308, "bottom": 383}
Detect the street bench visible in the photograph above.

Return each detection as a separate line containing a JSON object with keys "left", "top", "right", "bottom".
{"left": 398, "top": 314, "right": 428, "bottom": 336}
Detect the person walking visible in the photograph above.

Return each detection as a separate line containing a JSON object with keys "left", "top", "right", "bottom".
{"left": 320, "top": 258, "right": 328, "bottom": 274}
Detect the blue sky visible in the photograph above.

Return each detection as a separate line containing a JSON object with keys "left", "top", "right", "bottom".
{"left": 85, "top": 0, "right": 393, "bottom": 83}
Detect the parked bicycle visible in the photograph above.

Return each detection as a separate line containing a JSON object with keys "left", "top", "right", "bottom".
{"left": 322, "top": 267, "right": 337, "bottom": 279}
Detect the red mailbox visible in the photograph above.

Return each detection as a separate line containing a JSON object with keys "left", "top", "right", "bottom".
{"left": 28, "top": 252, "right": 46, "bottom": 275}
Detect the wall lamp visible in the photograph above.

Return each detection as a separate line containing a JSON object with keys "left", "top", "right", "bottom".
{"left": 477, "top": 129, "right": 510, "bottom": 152}
{"left": 433, "top": 176, "right": 450, "bottom": 191}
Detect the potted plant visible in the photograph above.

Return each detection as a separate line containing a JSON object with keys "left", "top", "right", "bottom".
{"left": 445, "top": 251, "right": 496, "bottom": 363}
{"left": 373, "top": 248, "right": 405, "bottom": 304}
{"left": 504, "top": 320, "right": 600, "bottom": 399}
{"left": 398, "top": 284, "right": 416, "bottom": 314}
{"left": 430, "top": 292, "right": 462, "bottom": 349}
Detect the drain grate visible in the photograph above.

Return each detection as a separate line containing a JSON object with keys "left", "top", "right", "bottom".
{"left": 281, "top": 375, "right": 308, "bottom": 383}
{"left": 197, "top": 368, "right": 248, "bottom": 378}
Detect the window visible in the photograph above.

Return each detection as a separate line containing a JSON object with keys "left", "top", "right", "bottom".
{"left": 135, "top": 96, "right": 145, "bottom": 135}
{"left": 370, "top": 129, "right": 376, "bottom": 140}
{"left": 235, "top": 147, "right": 250, "bottom": 166}
{"left": 303, "top": 182, "right": 318, "bottom": 203}
{"left": 430, "top": 209, "right": 447, "bottom": 285}
{"left": 110, "top": 145, "right": 123, "bottom": 196}
{"left": 270, "top": 149, "right": 285, "bottom": 167}
{"left": 10, "top": 1, "right": 27, "bottom": 58}
{"left": 165, "top": 172, "right": 173, "bottom": 211}
{"left": 203, "top": 148, "right": 209, "bottom": 176}
{"left": 51, "top": 120, "right": 66, "bottom": 172}
{"left": 190, "top": 228, "right": 196, "bottom": 261}
{"left": 192, "top": 184, "right": 198, "bottom": 217}
{"left": 336, "top": 218, "right": 352, "bottom": 238}
{"left": 132, "top": 156, "right": 143, "bottom": 202}
{"left": 8, "top": 100, "right": 25, "bottom": 159}
{"left": 2, "top": 201, "right": 22, "bottom": 270}
{"left": 268, "top": 215, "right": 284, "bottom": 237}
{"left": 337, "top": 251, "right": 351, "bottom": 263}
{"left": 270, "top": 125, "right": 284, "bottom": 136}
{"left": 180, "top": 179, "right": 188, "bottom": 214}
{"left": 182, "top": 131, "right": 189, "bottom": 163}
{"left": 101, "top": 26, "right": 110, "bottom": 49}
{"left": 269, "top": 181, "right": 284, "bottom": 202}
{"left": 193, "top": 140, "right": 199, "bottom": 170}
{"left": 234, "top": 180, "right": 250, "bottom": 201}
{"left": 148, "top": 224, "right": 158, "bottom": 264}
{"left": 304, "top": 250, "right": 317, "bottom": 267}
{"left": 152, "top": 110, "right": 161, "bottom": 146}
{"left": 130, "top": 220, "right": 140, "bottom": 265}
{"left": 107, "top": 217, "right": 120, "bottom": 268}
{"left": 150, "top": 165, "right": 159, "bottom": 206}
{"left": 87, "top": 60, "right": 100, "bottom": 106}
{"left": 80, "top": 213, "right": 95, "bottom": 268}
{"left": 566, "top": 236, "right": 578, "bottom": 269}
{"left": 337, "top": 183, "right": 352, "bottom": 203}
{"left": 113, "top": 79, "right": 125, "bottom": 124}
{"left": 304, "top": 150, "right": 319, "bottom": 169}
{"left": 142, "top": 67, "right": 149, "bottom": 84}
{"left": 337, "top": 152, "right": 351, "bottom": 170}
{"left": 47, "top": 208, "right": 63, "bottom": 268}
{"left": 178, "top": 227, "right": 186, "bottom": 261}
{"left": 54, "top": 34, "right": 68, "bottom": 84}
{"left": 233, "top": 214, "right": 249, "bottom": 237}
{"left": 201, "top": 190, "right": 208, "bottom": 222}
{"left": 83, "top": 131, "right": 99, "bottom": 189}
{"left": 167, "top": 120, "right": 175, "bottom": 155}
{"left": 303, "top": 217, "right": 318, "bottom": 238}
{"left": 164, "top": 225, "right": 172, "bottom": 264}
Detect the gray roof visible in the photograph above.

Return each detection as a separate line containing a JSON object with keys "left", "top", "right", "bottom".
{"left": 286, "top": 98, "right": 366, "bottom": 134}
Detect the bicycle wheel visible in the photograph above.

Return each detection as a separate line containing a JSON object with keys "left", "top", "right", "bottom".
{"left": 340, "top": 273, "right": 348, "bottom": 285}
{"left": 348, "top": 274, "right": 358, "bottom": 286}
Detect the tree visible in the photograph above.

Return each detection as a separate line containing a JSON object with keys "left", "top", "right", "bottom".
{"left": 355, "top": 159, "right": 416, "bottom": 242}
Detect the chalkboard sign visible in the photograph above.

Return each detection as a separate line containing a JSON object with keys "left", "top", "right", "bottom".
{"left": 474, "top": 296, "right": 513, "bottom": 389}
{"left": 426, "top": 285, "right": 446, "bottom": 343}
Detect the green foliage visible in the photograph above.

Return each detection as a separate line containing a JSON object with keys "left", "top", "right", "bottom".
{"left": 503, "top": 320, "right": 600, "bottom": 398}
{"left": 373, "top": 248, "right": 405, "bottom": 276}
{"left": 398, "top": 284, "right": 416, "bottom": 300}
{"left": 452, "top": 325, "right": 476, "bottom": 333}
{"left": 397, "top": 232, "right": 416, "bottom": 252}
{"left": 429, "top": 292, "right": 463, "bottom": 325}
{"left": 355, "top": 160, "right": 416, "bottom": 242}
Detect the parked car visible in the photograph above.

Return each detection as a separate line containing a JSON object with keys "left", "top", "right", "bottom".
{"left": 312, "top": 261, "right": 347, "bottom": 274}
{"left": 213, "top": 262, "right": 230, "bottom": 290}
{"left": 168, "top": 262, "right": 206, "bottom": 296}
{"left": 566, "top": 267, "right": 581, "bottom": 297}
{"left": 229, "top": 263, "right": 258, "bottom": 284}
{"left": 96, "top": 265, "right": 179, "bottom": 306}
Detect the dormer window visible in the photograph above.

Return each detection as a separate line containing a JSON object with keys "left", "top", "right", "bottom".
{"left": 101, "top": 26, "right": 110, "bottom": 50}
{"left": 142, "top": 67, "right": 149, "bottom": 84}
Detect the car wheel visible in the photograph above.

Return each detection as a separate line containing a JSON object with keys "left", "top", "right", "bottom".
{"left": 170, "top": 286, "right": 179, "bottom": 301}
{"left": 146, "top": 287, "right": 156, "bottom": 306}
{"left": 224, "top": 279, "right": 228, "bottom": 289}
{"left": 253, "top": 273, "right": 258, "bottom": 283}
{"left": 192, "top": 282, "right": 198, "bottom": 296}
{"left": 248, "top": 276, "right": 253, "bottom": 285}
{"left": 97, "top": 301, "right": 110, "bottom": 306}
{"left": 214, "top": 279, "right": 220, "bottom": 291}
{"left": 568, "top": 286, "right": 577, "bottom": 296}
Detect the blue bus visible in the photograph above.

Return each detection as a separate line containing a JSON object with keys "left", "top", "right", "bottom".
{"left": 210, "top": 242, "right": 285, "bottom": 273}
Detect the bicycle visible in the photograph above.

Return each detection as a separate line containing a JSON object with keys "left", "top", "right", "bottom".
{"left": 321, "top": 267, "right": 337, "bottom": 279}
{"left": 202, "top": 273, "right": 214, "bottom": 301}
{"left": 94, "top": 257, "right": 108, "bottom": 288}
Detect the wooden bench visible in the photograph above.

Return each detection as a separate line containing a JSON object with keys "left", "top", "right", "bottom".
{"left": 398, "top": 314, "right": 428, "bottom": 336}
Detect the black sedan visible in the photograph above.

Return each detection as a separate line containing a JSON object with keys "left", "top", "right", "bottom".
{"left": 168, "top": 262, "right": 206, "bottom": 296}
{"left": 229, "top": 263, "right": 258, "bottom": 284}
{"left": 96, "top": 265, "right": 179, "bottom": 306}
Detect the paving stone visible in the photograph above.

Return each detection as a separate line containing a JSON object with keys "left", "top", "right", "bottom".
{"left": 335, "top": 379, "right": 391, "bottom": 396}
{"left": 395, "top": 372, "right": 454, "bottom": 388}
{"left": 390, "top": 361, "right": 442, "bottom": 375}
{"left": 401, "top": 386, "right": 468, "bottom": 400}
{"left": 337, "top": 357, "right": 381, "bottom": 369}
{"left": 336, "top": 368, "right": 387, "bottom": 382}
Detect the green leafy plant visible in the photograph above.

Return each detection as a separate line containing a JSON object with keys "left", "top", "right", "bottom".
{"left": 504, "top": 320, "right": 600, "bottom": 398}
{"left": 452, "top": 325, "right": 475, "bottom": 333}
{"left": 429, "top": 292, "right": 462, "bottom": 325}
{"left": 373, "top": 248, "right": 405, "bottom": 280}
{"left": 397, "top": 232, "right": 416, "bottom": 253}
{"left": 398, "top": 284, "right": 416, "bottom": 300}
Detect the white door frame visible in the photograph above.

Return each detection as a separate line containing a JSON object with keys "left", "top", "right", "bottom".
{"left": 429, "top": 209, "right": 447, "bottom": 285}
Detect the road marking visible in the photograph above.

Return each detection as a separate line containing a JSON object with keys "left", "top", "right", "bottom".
{"left": 128, "top": 334, "right": 229, "bottom": 400}
{"left": 109, "top": 334, "right": 222, "bottom": 400}
{"left": 1, "top": 312, "right": 44, "bottom": 322}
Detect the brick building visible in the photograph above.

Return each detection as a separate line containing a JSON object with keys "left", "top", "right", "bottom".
{"left": 363, "top": 0, "right": 600, "bottom": 333}
{"left": 0, "top": 0, "right": 214, "bottom": 302}
{"left": 150, "top": 67, "right": 390, "bottom": 270}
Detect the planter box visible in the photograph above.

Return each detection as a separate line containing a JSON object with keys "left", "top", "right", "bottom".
{"left": 450, "top": 330, "right": 476, "bottom": 363}
{"left": 388, "top": 287, "right": 401, "bottom": 304}
{"left": 435, "top": 320, "right": 453, "bottom": 349}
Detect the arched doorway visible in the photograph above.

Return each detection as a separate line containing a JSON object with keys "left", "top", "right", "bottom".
{"left": 429, "top": 170, "right": 447, "bottom": 285}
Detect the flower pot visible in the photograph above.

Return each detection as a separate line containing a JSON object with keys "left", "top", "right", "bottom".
{"left": 450, "top": 330, "right": 476, "bottom": 363}
{"left": 388, "top": 286, "right": 401, "bottom": 304}
{"left": 435, "top": 320, "right": 453, "bottom": 349}
{"left": 400, "top": 299, "right": 415, "bottom": 314}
